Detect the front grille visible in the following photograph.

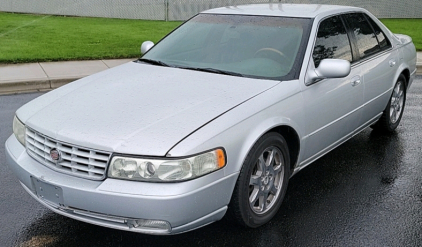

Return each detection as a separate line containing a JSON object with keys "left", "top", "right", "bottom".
{"left": 25, "top": 128, "right": 111, "bottom": 180}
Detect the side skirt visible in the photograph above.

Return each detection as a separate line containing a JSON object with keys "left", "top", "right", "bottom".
{"left": 291, "top": 112, "right": 383, "bottom": 177}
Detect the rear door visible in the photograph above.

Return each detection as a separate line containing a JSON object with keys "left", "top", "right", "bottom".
{"left": 342, "top": 13, "right": 396, "bottom": 124}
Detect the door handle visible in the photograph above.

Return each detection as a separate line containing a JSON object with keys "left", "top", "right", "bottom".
{"left": 351, "top": 76, "right": 361, "bottom": 87}
{"left": 389, "top": 59, "right": 396, "bottom": 67}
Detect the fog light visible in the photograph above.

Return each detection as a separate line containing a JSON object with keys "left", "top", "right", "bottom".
{"left": 126, "top": 219, "right": 171, "bottom": 233}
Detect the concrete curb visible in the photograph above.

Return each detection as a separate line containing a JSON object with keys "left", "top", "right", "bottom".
{"left": 0, "top": 78, "right": 79, "bottom": 95}
{"left": 0, "top": 59, "right": 136, "bottom": 95}
{"left": 0, "top": 59, "right": 421, "bottom": 96}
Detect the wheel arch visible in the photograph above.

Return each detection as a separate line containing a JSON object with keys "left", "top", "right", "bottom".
{"left": 394, "top": 61, "right": 411, "bottom": 91}
{"left": 240, "top": 123, "right": 301, "bottom": 175}
{"left": 267, "top": 125, "right": 300, "bottom": 174}
{"left": 401, "top": 68, "right": 410, "bottom": 90}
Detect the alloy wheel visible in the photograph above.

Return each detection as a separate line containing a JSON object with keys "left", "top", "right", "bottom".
{"left": 248, "top": 146, "right": 285, "bottom": 214}
{"left": 390, "top": 81, "right": 405, "bottom": 124}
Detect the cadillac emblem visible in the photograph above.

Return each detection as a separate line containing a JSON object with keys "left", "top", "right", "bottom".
{"left": 50, "top": 148, "right": 62, "bottom": 163}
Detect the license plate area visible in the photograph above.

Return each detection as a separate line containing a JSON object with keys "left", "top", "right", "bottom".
{"left": 32, "top": 177, "right": 64, "bottom": 207}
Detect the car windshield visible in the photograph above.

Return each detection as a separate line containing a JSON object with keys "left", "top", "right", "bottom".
{"left": 141, "top": 14, "right": 311, "bottom": 80}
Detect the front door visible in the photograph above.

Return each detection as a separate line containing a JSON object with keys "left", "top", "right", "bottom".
{"left": 301, "top": 15, "right": 364, "bottom": 163}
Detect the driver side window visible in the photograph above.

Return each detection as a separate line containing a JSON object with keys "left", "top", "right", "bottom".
{"left": 313, "top": 15, "right": 353, "bottom": 67}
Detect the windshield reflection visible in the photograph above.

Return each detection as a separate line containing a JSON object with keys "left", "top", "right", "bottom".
{"left": 142, "top": 14, "right": 311, "bottom": 80}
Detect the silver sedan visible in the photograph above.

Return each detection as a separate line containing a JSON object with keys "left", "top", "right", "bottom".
{"left": 5, "top": 4, "right": 417, "bottom": 234}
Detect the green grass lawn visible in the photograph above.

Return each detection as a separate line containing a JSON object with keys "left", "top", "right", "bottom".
{"left": 380, "top": 19, "right": 422, "bottom": 51}
{"left": 0, "top": 12, "right": 420, "bottom": 64}
{"left": 0, "top": 12, "right": 182, "bottom": 63}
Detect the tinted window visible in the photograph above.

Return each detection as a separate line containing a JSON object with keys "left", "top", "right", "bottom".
{"left": 143, "top": 14, "right": 312, "bottom": 80}
{"left": 345, "top": 13, "right": 380, "bottom": 59}
{"left": 313, "top": 16, "right": 352, "bottom": 67}
{"left": 365, "top": 14, "right": 391, "bottom": 50}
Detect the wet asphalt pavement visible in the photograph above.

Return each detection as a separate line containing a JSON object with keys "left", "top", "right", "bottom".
{"left": 1, "top": 76, "right": 421, "bottom": 247}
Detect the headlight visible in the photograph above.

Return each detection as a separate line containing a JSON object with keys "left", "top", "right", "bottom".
{"left": 13, "top": 116, "right": 25, "bottom": 146}
{"left": 108, "top": 148, "right": 226, "bottom": 182}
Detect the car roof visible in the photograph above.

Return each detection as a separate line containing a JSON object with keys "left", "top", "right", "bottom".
{"left": 201, "top": 4, "right": 363, "bottom": 18}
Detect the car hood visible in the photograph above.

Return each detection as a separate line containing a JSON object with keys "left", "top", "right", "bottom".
{"left": 18, "top": 62, "right": 279, "bottom": 156}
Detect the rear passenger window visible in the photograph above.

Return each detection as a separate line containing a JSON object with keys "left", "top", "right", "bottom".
{"left": 365, "top": 14, "right": 391, "bottom": 50}
{"left": 344, "top": 13, "right": 380, "bottom": 59}
{"left": 313, "top": 16, "right": 352, "bottom": 67}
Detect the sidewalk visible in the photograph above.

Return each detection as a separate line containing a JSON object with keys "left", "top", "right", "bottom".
{"left": 0, "top": 58, "right": 135, "bottom": 95}
{"left": 1, "top": 53, "right": 422, "bottom": 95}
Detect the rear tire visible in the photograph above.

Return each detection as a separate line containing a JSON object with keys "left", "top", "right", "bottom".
{"left": 229, "top": 132, "right": 290, "bottom": 228}
{"left": 371, "top": 74, "right": 406, "bottom": 133}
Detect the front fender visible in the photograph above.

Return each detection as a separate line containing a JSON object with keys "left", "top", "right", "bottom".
{"left": 168, "top": 81, "right": 306, "bottom": 176}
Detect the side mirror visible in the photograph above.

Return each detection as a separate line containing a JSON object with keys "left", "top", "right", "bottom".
{"left": 141, "top": 41, "right": 154, "bottom": 55}
{"left": 306, "top": 59, "right": 351, "bottom": 85}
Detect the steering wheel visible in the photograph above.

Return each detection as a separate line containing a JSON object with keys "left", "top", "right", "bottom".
{"left": 254, "top": 48, "right": 292, "bottom": 66}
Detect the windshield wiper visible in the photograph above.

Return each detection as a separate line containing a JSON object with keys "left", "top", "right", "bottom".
{"left": 182, "top": 67, "right": 244, "bottom": 77}
{"left": 138, "top": 58, "right": 172, "bottom": 67}
{"left": 138, "top": 61, "right": 244, "bottom": 77}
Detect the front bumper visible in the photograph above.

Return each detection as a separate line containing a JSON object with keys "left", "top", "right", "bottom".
{"left": 5, "top": 135, "right": 237, "bottom": 234}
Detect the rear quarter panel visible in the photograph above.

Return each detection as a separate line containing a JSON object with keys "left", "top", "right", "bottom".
{"left": 396, "top": 34, "right": 417, "bottom": 88}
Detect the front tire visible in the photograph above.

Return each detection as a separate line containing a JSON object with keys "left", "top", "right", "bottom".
{"left": 229, "top": 132, "right": 290, "bottom": 228}
{"left": 371, "top": 74, "right": 407, "bottom": 132}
